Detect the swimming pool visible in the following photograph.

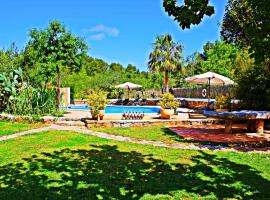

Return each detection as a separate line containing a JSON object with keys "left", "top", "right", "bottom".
{"left": 66, "top": 105, "right": 160, "bottom": 114}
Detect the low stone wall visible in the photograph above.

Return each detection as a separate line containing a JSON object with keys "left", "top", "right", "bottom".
{"left": 0, "top": 113, "right": 224, "bottom": 128}
{"left": 85, "top": 119, "right": 223, "bottom": 128}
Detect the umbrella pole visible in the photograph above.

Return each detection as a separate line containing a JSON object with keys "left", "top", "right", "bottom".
{"left": 128, "top": 88, "right": 130, "bottom": 99}
{"left": 208, "top": 78, "right": 211, "bottom": 104}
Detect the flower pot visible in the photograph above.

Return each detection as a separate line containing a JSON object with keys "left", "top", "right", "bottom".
{"left": 99, "top": 109, "right": 105, "bottom": 120}
{"left": 160, "top": 108, "right": 174, "bottom": 119}
{"left": 91, "top": 110, "right": 105, "bottom": 120}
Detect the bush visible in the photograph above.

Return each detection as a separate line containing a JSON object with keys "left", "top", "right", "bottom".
{"left": 159, "top": 93, "right": 180, "bottom": 109}
{"left": 88, "top": 90, "right": 108, "bottom": 118}
{"left": 235, "top": 64, "right": 270, "bottom": 110}
{"left": 214, "top": 95, "right": 231, "bottom": 110}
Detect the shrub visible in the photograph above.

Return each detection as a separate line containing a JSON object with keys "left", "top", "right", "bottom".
{"left": 159, "top": 93, "right": 180, "bottom": 109}
{"left": 214, "top": 95, "right": 231, "bottom": 110}
{"left": 235, "top": 64, "right": 270, "bottom": 110}
{"left": 0, "top": 68, "right": 62, "bottom": 116}
{"left": 51, "top": 109, "right": 65, "bottom": 117}
{"left": 88, "top": 90, "right": 108, "bottom": 118}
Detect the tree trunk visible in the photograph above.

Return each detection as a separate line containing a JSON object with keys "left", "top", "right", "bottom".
{"left": 56, "top": 65, "right": 61, "bottom": 108}
{"left": 164, "top": 69, "right": 169, "bottom": 93}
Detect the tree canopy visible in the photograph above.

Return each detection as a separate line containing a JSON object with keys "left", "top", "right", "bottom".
{"left": 163, "top": 0, "right": 214, "bottom": 29}
{"left": 221, "top": 0, "right": 270, "bottom": 69}
{"left": 148, "top": 34, "right": 184, "bottom": 93}
{"left": 24, "top": 21, "right": 88, "bottom": 88}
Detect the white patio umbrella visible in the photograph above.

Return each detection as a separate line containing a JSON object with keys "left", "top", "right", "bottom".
{"left": 185, "top": 72, "right": 234, "bottom": 103}
{"left": 115, "top": 82, "right": 142, "bottom": 99}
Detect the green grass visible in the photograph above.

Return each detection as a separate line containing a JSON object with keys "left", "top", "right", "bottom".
{"left": 92, "top": 126, "right": 186, "bottom": 144}
{"left": 91, "top": 126, "right": 270, "bottom": 148}
{"left": 0, "top": 130, "right": 270, "bottom": 199}
{"left": 0, "top": 121, "right": 44, "bottom": 136}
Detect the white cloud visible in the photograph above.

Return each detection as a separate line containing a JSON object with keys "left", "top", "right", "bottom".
{"left": 89, "top": 33, "right": 106, "bottom": 41}
{"left": 84, "top": 24, "right": 120, "bottom": 41}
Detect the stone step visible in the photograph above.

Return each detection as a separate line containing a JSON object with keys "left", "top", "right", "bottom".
{"left": 54, "top": 121, "right": 86, "bottom": 127}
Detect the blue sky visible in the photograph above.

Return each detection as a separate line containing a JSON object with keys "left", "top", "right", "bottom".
{"left": 0, "top": 0, "right": 227, "bottom": 71}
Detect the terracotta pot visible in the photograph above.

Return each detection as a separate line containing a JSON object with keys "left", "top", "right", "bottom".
{"left": 99, "top": 109, "right": 105, "bottom": 120}
{"left": 91, "top": 109, "right": 105, "bottom": 120}
{"left": 160, "top": 109, "right": 174, "bottom": 119}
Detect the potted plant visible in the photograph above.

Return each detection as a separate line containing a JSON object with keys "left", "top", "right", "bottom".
{"left": 88, "top": 90, "right": 108, "bottom": 120}
{"left": 159, "top": 93, "right": 180, "bottom": 119}
{"left": 214, "top": 95, "right": 231, "bottom": 112}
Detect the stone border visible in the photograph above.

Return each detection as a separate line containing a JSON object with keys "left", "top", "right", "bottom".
{"left": 85, "top": 118, "right": 224, "bottom": 128}
{"left": 0, "top": 113, "right": 224, "bottom": 128}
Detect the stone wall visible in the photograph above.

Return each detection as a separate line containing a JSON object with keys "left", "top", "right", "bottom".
{"left": 85, "top": 119, "right": 223, "bottom": 128}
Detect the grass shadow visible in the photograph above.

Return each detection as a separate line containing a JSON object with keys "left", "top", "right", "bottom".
{"left": 0, "top": 145, "right": 270, "bottom": 199}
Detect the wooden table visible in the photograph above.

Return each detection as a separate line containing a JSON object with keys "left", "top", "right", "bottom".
{"left": 203, "top": 111, "right": 270, "bottom": 134}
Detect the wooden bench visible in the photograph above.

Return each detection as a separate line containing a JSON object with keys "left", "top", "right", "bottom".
{"left": 203, "top": 111, "right": 270, "bottom": 134}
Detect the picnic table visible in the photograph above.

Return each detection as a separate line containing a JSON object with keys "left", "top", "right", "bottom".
{"left": 203, "top": 110, "right": 270, "bottom": 134}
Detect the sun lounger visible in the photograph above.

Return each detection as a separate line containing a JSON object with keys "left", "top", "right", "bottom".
{"left": 122, "top": 99, "right": 129, "bottom": 105}
{"left": 133, "top": 98, "right": 141, "bottom": 106}
{"left": 139, "top": 99, "right": 147, "bottom": 106}
{"left": 115, "top": 99, "right": 123, "bottom": 105}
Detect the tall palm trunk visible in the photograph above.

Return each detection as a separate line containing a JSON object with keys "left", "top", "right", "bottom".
{"left": 56, "top": 65, "right": 61, "bottom": 108}
{"left": 164, "top": 69, "right": 169, "bottom": 93}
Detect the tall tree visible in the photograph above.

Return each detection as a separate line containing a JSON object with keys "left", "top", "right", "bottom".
{"left": 201, "top": 41, "right": 238, "bottom": 78}
{"left": 84, "top": 57, "right": 109, "bottom": 76}
{"left": 148, "top": 34, "right": 183, "bottom": 93}
{"left": 221, "top": 0, "right": 270, "bottom": 71}
{"left": 163, "top": 0, "right": 215, "bottom": 29}
{"left": 0, "top": 43, "right": 22, "bottom": 73}
{"left": 109, "top": 63, "right": 124, "bottom": 72}
{"left": 25, "top": 21, "right": 87, "bottom": 107}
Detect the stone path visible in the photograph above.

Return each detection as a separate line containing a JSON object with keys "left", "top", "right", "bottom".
{"left": 0, "top": 125, "right": 270, "bottom": 153}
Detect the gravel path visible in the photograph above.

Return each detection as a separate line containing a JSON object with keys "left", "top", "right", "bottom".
{"left": 1, "top": 125, "right": 269, "bottom": 153}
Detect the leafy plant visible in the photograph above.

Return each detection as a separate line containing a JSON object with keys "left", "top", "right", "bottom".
{"left": 0, "top": 68, "right": 23, "bottom": 112}
{"left": 88, "top": 90, "right": 108, "bottom": 119}
{"left": 51, "top": 109, "right": 65, "bottom": 117}
{"left": 159, "top": 93, "right": 180, "bottom": 109}
{"left": 214, "top": 95, "right": 231, "bottom": 110}
{"left": 235, "top": 64, "right": 270, "bottom": 110}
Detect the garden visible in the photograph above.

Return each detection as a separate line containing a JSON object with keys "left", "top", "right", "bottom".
{"left": 1, "top": 0, "right": 270, "bottom": 199}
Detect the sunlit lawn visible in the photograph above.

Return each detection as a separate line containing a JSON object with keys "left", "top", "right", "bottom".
{"left": 0, "top": 129, "right": 270, "bottom": 199}
{"left": 92, "top": 126, "right": 185, "bottom": 144}
{"left": 0, "top": 121, "right": 44, "bottom": 137}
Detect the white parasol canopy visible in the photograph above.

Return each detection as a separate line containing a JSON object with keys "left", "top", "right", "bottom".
{"left": 185, "top": 72, "right": 234, "bottom": 85}
{"left": 185, "top": 72, "right": 234, "bottom": 103}
{"left": 115, "top": 82, "right": 142, "bottom": 89}
{"left": 115, "top": 82, "right": 142, "bottom": 99}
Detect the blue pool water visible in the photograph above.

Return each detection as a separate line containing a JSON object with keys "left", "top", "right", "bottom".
{"left": 66, "top": 105, "right": 160, "bottom": 114}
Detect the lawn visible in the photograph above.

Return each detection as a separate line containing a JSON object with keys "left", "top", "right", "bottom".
{"left": 91, "top": 126, "right": 186, "bottom": 144}
{"left": 0, "top": 129, "right": 270, "bottom": 199}
{"left": 0, "top": 121, "right": 44, "bottom": 137}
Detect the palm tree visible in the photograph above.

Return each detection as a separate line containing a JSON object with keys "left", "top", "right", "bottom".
{"left": 148, "top": 34, "right": 184, "bottom": 93}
